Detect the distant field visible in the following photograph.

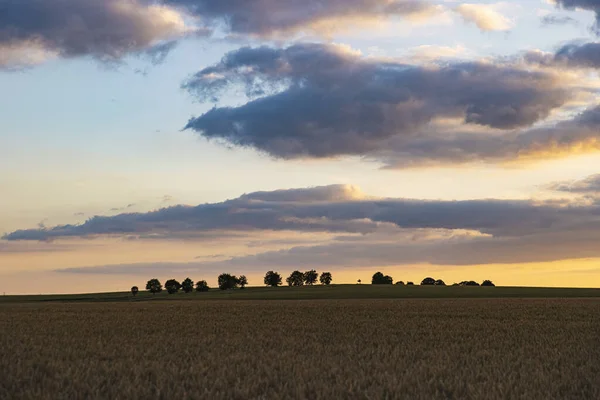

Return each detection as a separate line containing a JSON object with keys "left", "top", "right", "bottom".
{"left": 1, "top": 298, "right": 599, "bottom": 399}
{"left": 2, "top": 284, "right": 600, "bottom": 303}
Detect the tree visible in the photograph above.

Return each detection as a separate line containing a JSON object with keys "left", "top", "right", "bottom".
{"left": 146, "top": 279, "right": 162, "bottom": 294}
{"left": 435, "top": 279, "right": 446, "bottom": 286}
{"left": 357, "top": 279, "right": 362, "bottom": 284}
{"left": 304, "top": 270, "right": 318, "bottom": 285}
{"left": 461, "top": 281, "right": 480, "bottom": 286}
{"left": 264, "top": 271, "right": 282, "bottom": 287}
{"left": 406, "top": 281, "right": 414, "bottom": 286}
{"left": 421, "top": 277, "right": 436, "bottom": 285}
{"left": 372, "top": 272, "right": 393, "bottom": 285}
{"left": 237, "top": 275, "right": 248, "bottom": 289}
{"left": 182, "top": 277, "right": 194, "bottom": 293}
{"left": 320, "top": 272, "right": 333, "bottom": 285}
{"left": 286, "top": 271, "right": 305, "bottom": 286}
{"left": 218, "top": 273, "right": 238, "bottom": 290}
{"left": 395, "top": 281, "right": 405, "bottom": 285}
{"left": 165, "top": 279, "right": 181, "bottom": 294}
{"left": 482, "top": 280, "right": 496, "bottom": 287}
{"left": 131, "top": 286, "right": 139, "bottom": 296}
{"left": 196, "top": 280, "right": 210, "bottom": 292}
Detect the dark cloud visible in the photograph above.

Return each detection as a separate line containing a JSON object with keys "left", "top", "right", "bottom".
{"left": 377, "top": 105, "right": 600, "bottom": 167}
{"left": 4, "top": 184, "right": 599, "bottom": 245}
{"left": 555, "top": 42, "right": 600, "bottom": 68}
{"left": 164, "top": 0, "right": 435, "bottom": 36}
{"left": 0, "top": 0, "right": 187, "bottom": 68}
{"left": 540, "top": 14, "right": 579, "bottom": 26}
{"left": 555, "top": 0, "right": 600, "bottom": 31}
{"left": 183, "top": 43, "right": 572, "bottom": 160}
{"left": 548, "top": 174, "right": 600, "bottom": 193}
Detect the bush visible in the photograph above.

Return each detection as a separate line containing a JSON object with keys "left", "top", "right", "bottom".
{"left": 435, "top": 279, "right": 446, "bottom": 286}
{"left": 264, "top": 271, "right": 282, "bottom": 287}
{"left": 395, "top": 281, "right": 405, "bottom": 285}
{"left": 406, "top": 282, "right": 414, "bottom": 286}
{"left": 320, "top": 272, "right": 333, "bottom": 285}
{"left": 286, "top": 271, "right": 305, "bottom": 286}
{"left": 372, "top": 272, "right": 394, "bottom": 285}
{"left": 165, "top": 279, "right": 181, "bottom": 294}
{"left": 131, "top": 286, "right": 139, "bottom": 296}
{"left": 146, "top": 279, "right": 162, "bottom": 294}
{"left": 461, "top": 281, "right": 480, "bottom": 286}
{"left": 304, "top": 270, "right": 318, "bottom": 285}
{"left": 482, "top": 280, "right": 496, "bottom": 287}
{"left": 196, "top": 280, "right": 210, "bottom": 292}
{"left": 421, "top": 277, "right": 436, "bottom": 286}
{"left": 218, "top": 273, "right": 238, "bottom": 290}
{"left": 182, "top": 278, "right": 194, "bottom": 293}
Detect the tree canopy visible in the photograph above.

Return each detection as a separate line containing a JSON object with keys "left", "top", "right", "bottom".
{"left": 182, "top": 277, "right": 194, "bottom": 293}
{"left": 218, "top": 273, "right": 238, "bottom": 290}
{"left": 264, "top": 271, "right": 282, "bottom": 287}
{"left": 196, "top": 280, "right": 210, "bottom": 292}
{"left": 304, "top": 270, "right": 318, "bottom": 285}
{"left": 165, "top": 279, "right": 181, "bottom": 294}
{"left": 286, "top": 271, "right": 305, "bottom": 286}
{"left": 372, "top": 272, "right": 393, "bottom": 285}
{"left": 146, "top": 279, "right": 162, "bottom": 294}
{"left": 319, "top": 272, "right": 333, "bottom": 285}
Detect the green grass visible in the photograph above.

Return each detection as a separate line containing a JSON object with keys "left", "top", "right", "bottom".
{"left": 2, "top": 284, "right": 600, "bottom": 303}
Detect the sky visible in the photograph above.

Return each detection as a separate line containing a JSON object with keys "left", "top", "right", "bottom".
{"left": 2, "top": 0, "right": 600, "bottom": 294}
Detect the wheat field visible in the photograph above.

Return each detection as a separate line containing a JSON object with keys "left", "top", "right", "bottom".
{"left": 1, "top": 298, "right": 599, "bottom": 399}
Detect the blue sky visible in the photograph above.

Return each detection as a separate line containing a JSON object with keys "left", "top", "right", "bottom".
{"left": 2, "top": 0, "right": 600, "bottom": 293}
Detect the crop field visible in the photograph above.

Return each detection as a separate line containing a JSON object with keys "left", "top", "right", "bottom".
{"left": 1, "top": 298, "right": 599, "bottom": 399}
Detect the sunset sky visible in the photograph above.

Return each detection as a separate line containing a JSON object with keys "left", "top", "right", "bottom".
{"left": 3, "top": 0, "right": 600, "bottom": 294}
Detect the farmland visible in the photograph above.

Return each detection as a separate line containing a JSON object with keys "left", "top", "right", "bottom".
{"left": 1, "top": 296, "right": 599, "bottom": 399}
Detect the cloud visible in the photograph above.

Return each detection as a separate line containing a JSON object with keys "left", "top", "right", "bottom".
{"left": 3, "top": 183, "right": 599, "bottom": 272}
{"left": 548, "top": 174, "right": 600, "bottom": 193}
{"left": 555, "top": 42, "right": 600, "bottom": 68}
{"left": 555, "top": 0, "right": 600, "bottom": 31}
{"left": 377, "top": 105, "right": 600, "bottom": 167}
{"left": 455, "top": 3, "right": 513, "bottom": 32}
{"left": 182, "top": 43, "right": 587, "bottom": 165}
{"left": 540, "top": 14, "right": 579, "bottom": 26}
{"left": 0, "top": 0, "right": 190, "bottom": 69}
{"left": 163, "top": 0, "right": 440, "bottom": 36}
{"left": 4, "top": 184, "right": 599, "bottom": 244}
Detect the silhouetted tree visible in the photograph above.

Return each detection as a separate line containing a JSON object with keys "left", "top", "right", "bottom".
{"left": 435, "top": 279, "right": 446, "bottom": 286}
{"left": 482, "top": 280, "right": 496, "bottom": 287}
{"left": 165, "top": 279, "right": 181, "bottom": 294}
{"left": 264, "top": 271, "right": 282, "bottom": 287}
{"left": 320, "top": 272, "right": 333, "bottom": 285}
{"left": 372, "top": 272, "right": 393, "bottom": 285}
{"left": 196, "top": 280, "right": 210, "bottom": 292}
{"left": 287, "top": 271, "right": 305, "bottom": 286}
{"left": 146, "top": 279, "right": 162, "bottom": 294}
{"left": 461, "top": 281, "right": 480, "bottom": 286}
{"left": 304, "top": 270, "right": 318, "bottom": 285}
{"left": 406, "top": 281, "right": 414, "bottom": 286}
{"left": 218, "top": 273, "right": 238, "bottom": 290}
{"left": 421, "top": 277, "right": 436, "bottom": 285}
{"left": 182, "top": 277, "right": 194, "bottom": 293}
{"left": 237, "top": 275, "right": 248, "bottom": 289}
{"left": 131, "top": 286, "right": 139, "bottom": 296}
{"left": 395, "top": 281, "right": 405, "bottom": 285}
{"left": 357, "top": 279, "right": 362, "bottom": 284}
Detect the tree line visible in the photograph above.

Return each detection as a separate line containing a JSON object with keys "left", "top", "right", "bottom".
{"left": 130, "top": 271, "right": 495, "bottom": 295}
{"left": 131, "top": 270, "right": 334, "bottom": 295}
{"left": 371, "top": 272, "right": 495, "bottom": 287}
